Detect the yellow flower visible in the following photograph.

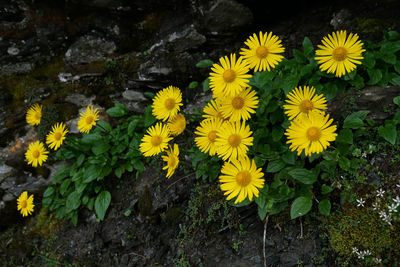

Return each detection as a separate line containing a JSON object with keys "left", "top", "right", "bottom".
{"left": 194, "top": 118, "right": 224, "bottom": 156}
{"left": 209, "top": 53, "right": 251, "bottom": 97}
{"left": 77, "top": 106, "right": 99, "bottom": 134}
{"left": 283, "top": 86, "right": 328, "bottom": 121}
{"left": 202, "top": 99, "right": 226, "bottom": 121}
{"left": 168, "top": 114, "right": 186, "bottom": 136}
{"left": 17, "top": 191, "right": 35, "bottom": 217}
{"left": 26, "top": 103, "right": 43, "bottom": 126}
{"left": 25, "top": 141, "right": 49, "bottom": 167}
{"left": 162, "top": 144, "right": 180, "bottom": 178}
{"left": 315, "top": 30, "right": 365, "bottom": 77}
{"left": 46, "top": 122, "right": 68, "bottom": 150}
{"left": 240, "top": 31, "right": 285, "bottom": 72}
{"left": 220, "top": 87, "right": 259, "bottom": 121}
{"left": 152, "top": 86, "right": 183, "bottom": 121}
{"left": 215, "top": 120, "right": 253, "bottom": 162}
{"left": 219, "top": 156, "right": 265, "bottom": 204}
{"left": 139, "top": 122, "right": 172, "bottom": 157}
{"left": 285, "top": 111, "right": 337, "bottom": 156}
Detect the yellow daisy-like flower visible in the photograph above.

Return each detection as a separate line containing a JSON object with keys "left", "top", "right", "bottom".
{"left": 220, "top": 87, "right": 259, "bottom": 122}
{"left": 202, "top": 99, "right": 226, "bottom": 121}
{"left": 25, "top": 141, "right": 49, "bottom": 167}
{"left": 77, "top": 106, "right": 99, "bottom": 134}
{"left": 285, "top": 111, "right": 337, "bottom": 156}
{"left": 215, "top": 120, "right": 253, "bottom": 162}
{"left": 139, "top": 122, "right": 172, "bottom": 157}
{"left": 219, "top": 156, "right": 265, "bottom": 204}
{"left": 283, "top": 86, "right": 328, "bottom": 121}
{"left": 240, "top": 31, "right": 285, "bottom": 72}
{"left": 152, "top": 86, "right": 183, "bottom": 122}
{"left": 168, "top": 114, "right": 186, "bottom": 136}
{"left": 209, "top": 53, "right": 251, "bottom": 97}
{"left": 46, "top": 122, "right": 69, "bottom": 150}
{"left": 194, "top": 118, "right": 224, "bottom": 156}
{"left": 315, "top": 30, "right": 365, "bottom": 77}
{"left": 162, "top": 144, "right": 180, "bottom": 178}
{"left": 17, "top": 191, "right": 35, "bottom": 217}
{"left": 26, "top": 103, "right": 43, "bottom": 126}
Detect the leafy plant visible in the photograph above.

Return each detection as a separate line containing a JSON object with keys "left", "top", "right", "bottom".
{"left": 42, "top": 103, "right": 149, "bottom": 225}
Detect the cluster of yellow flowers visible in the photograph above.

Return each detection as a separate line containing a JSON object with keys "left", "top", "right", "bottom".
{"left": 195, "top": 30, "right": 365, "bottom": 204}
{"left": 139, "top": 86, "right": 187, "bottom": 178}
{"left": 19, "top": 104, "right": 100, "bottom": 217}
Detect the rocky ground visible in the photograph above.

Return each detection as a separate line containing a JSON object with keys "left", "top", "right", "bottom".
{"left": 1, "top": 0, "right": 400, "bottom": 266}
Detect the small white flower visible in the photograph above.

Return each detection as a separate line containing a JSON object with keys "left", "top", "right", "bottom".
{"left": 374, "top": 258, "right": 382, "bottom": 263}
{"left": 379, "top": 211, "right": 387, "bottom": 218}
{"left": 352, "top": 247, "right": 359, "bottom": 254}
{"left": 361, "top": 152, "right": 367, "bottom": 158}
{"left": 388, "top": 203, "right": 398, "bottom": 213}
{"left": 393, "top": 196, "right": 400, "bottom": 204}
{"left": 383, "top": 214, "right": 392, "bottom": 225}
{"left": 364, "top": 249, "right": 371, "bottom": 256}
{"left": 376, "top": 188, "right": 385, "bottom": 197}
{"left": 372, "top": 202, "right": 379, "bottom": 210}
{"left": 397, "top": 184, "right": 400, "bottom": 188}
{"left": 356, "top": 198, "right": 365, "bottom": 207}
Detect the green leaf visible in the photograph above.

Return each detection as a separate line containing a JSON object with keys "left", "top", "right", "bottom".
{"left": 76, "top": 154, "right": 85, "bottom": 167}
{"left": 60, "top": 179, "right": 72, "bottom": 196}
{"left": 302, "top": 37, "right": 314, "bottom": 57}
{"left": 83, "top": 165, "right": 102, "bottom": 183}
{"left": 115, "top": 167, "right": 122, "bottom": 178}
{"left": 127, "top": 119, "right": 139, "bottom": 136}
{"left": 343, "top": 111, "right": 369, "bottom": 129}
{"left": 97, "top": 121, "right": 112, "bottom": 132}
{"left": 196, "top": 59, "right": 213, "bottom": 68}
{"left": 367, "top": 69, "right": 382, "bottom": 85}
{"left": 290, "top": 196, "right": 312, "bottom": 219}
{"left": 66, "top": 191, "right": 81, "bottom": 211}
{"left": 362, "top": 52, "right": 375, "bottom": 68}
{"left": 378, "top": 122, "right": 397, "bottom": 145}
{"left": 106, "top": 103, "right": 129, "bottom": 117}
{"left": 202, "top": 78, "right": 210, "bottom": 92}
{"left": 266, "top": 160, "right": 286, "bottom": 173}
{"left": 321, "top": 184, "right": 333, "bottom": 195}
{"left": 144, "top": 105, "right": 156, "bottom": 127}
{"left": 144, "top": 92, "right": 155, "bottom": 99}
{"left": 394, "top": 96, "right": 400, "bottom": 106}
{"left": 95, "top": 191, "right": 111, "bottom": 221}
{"left": 124, "top": 209, "right": 132, "bottom": 217}
{"left": 81, "top": 133, "right": 103, "bottom": 144}
{"left": 391, "top": 75, "right": 400, "bottom": 86}
{"left": 318, "top": 199, "right": 331, "bottom": 216}
{"left": 339, "top": 156, "right": 350, "bottom": 171}
{"left": 91, "top": 142, "right": 110, "bottom": 155}
{"left": 271, "top": 128, "right": 283, "bottom": 142}
{"left": 288, "top": 168, "right": 317, "bottom": 185}
{"left": 43, "top": 187, "right": 54, "bottom": 198}
{"left": 189, "top": 81, "right": 198, "bottom": 88}
{"left": 336, "top": 128, "right": 353, "bottom": 144}
{"left": 282, "top": 151, "right": 296, "bottom": 165}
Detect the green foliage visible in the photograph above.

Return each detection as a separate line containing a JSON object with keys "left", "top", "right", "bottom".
{"left": 42, "top": 102, "right": 147, "bottom": 225}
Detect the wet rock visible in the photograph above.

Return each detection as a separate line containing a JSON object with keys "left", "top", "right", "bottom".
{"left": 330, "top": 9, "right": 352, "bottom": 30}
{"left": 200, "top": 0, "right": 253, "bottom": 34}
{"left": 64, "top": 34, "right": 117, "bottom": 66}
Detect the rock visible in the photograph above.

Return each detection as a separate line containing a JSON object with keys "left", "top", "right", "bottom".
{"left": 122, "top": 90, "right": 147, "bottom": 102}
{"left": 64, "top": 34, "right": 117, "bottom": 66}
{"left": 330, "top": 9, "right": 352, "bottom": 30}
{"left": 201, "top": 0, "right": 253, "bottom": 34}
{"left": 64, "top": 93, "right": 96, "bottom": 108}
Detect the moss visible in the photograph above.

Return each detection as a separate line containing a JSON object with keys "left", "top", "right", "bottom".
{"left": 356, "top": 18, "right": 385, "bottom": 33}
{"left": 328, "top": 205, "right": 400, "bottom": 261}
{"left": 27, "top": 208, "right": 63, "bottom": 239}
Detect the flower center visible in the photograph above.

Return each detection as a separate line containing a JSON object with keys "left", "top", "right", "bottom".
{"left": 232, "top": 96, "right": 245, "bottom": 109}
{"left": 306, "top": 127, "right": 322, "bottom": 142}
{"left": 164, "top": 98, "right": 176, "bottom": 110}
{"left": 168, "top": 156, "right": 176, "bottom": 167}
{"left": 299, "top": 100, "right": 314, "bottom": 113}
{"left": 256, "top": 45, "right": 269, "bottom": 59}
{"left": 236, "top": 170, "right": 252, "bottom": 187}
{"left": 151, "top": 135, "right": 162, "bottom": 146}
{"left": 86, "top": 115, "right": 94, "bottom": 124}
{"left": 20, "top": 200, "right": 27, "bottom": 208}
{"left": 32, "top": 150, "right": 40, "bottom": 158}
{"left": 223, "top": 69, "right": 236, "bottom": 83}
{"left": 332, "top": 47, "right": 347, "bottom": 61}
{"left": 54, "top": 132, "right": 62, "bottom": 141}
{"left": 208, "top": 131, "right": 217, "bottom": 142}
{"left": 228, "top": 134, "right": 241, "bottom": 147}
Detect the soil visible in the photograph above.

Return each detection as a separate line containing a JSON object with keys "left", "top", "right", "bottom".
{"left": 2, "top": 0, "right": 400, "bottom": 266}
